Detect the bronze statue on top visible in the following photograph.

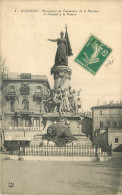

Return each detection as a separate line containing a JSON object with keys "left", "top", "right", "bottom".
{"left": 48, "top": 25, "right": 73, "bottom": 67}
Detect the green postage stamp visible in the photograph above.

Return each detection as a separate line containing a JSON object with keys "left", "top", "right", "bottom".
{"left": 74, "top": 34, "right": 112, "bottom": 75}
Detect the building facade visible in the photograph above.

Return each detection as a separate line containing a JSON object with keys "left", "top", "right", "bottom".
{"left": 0, "top": 73, "right": 50, "bottom": 149}
{"left": 0, "top": 72, "right": 93, "bottom": 149}
{"left": 81, "top": 116, "right": 92, "bottom": 140}
{"left": 91, "top": 102, "right": 122, "bottom": 150}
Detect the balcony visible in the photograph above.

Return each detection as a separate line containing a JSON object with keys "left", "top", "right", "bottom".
{"left": 33, "top": 92, "right": 44, "bottom": 101}
{"left": 4, "top": 136, "right": 31, "bottom": 141}
{"left": 7, "top": 126, "right": 42, "bottom": 131}
{"left": 17, "top": 109, "right": 34, "bottom": 115}
{"left": 5, "top": 91, "right": 17, "bottom": 99}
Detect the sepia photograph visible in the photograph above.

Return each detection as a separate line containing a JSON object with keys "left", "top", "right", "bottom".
{"left": 0, "top": 0, "right": 122, "bottom": 194}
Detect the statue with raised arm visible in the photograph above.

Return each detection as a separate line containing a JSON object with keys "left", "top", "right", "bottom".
{"left": 48, "top": 25, "right": 73, "bottom": 67}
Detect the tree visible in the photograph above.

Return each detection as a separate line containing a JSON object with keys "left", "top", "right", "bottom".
{"left": 0, "top": 57, "right": 9, "bottom": 80}
{"left": 0, "top": 57, "right": 9, "bottom": 150}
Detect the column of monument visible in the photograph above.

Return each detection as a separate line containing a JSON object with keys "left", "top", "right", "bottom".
{"left": 48, "top": 25, "right": 73, "bottom": 92}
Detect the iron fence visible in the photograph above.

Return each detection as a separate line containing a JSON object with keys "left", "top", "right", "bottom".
{"left": 8, "top": 143, "right": 112, "bottom": 157}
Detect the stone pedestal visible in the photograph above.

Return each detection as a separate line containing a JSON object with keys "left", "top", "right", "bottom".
{"left": 39, "top": 113, "right": 92, "bottom": 145}
{"left": 51, "top": 65, "right": 72, "bottom": 91}
{"left": 42, "top": 113, "right": 83, "bottom": 135}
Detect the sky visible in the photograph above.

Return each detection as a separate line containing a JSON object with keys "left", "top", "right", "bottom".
{"left": 0, "top": 1, "right": 122, "bottom": 111}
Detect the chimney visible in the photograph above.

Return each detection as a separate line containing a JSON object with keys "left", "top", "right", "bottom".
{"left": 110, "top": 100, "right": 114, "bottom": 105}
{"left": 97, "top": 99, "right": 99, "bottom": 106}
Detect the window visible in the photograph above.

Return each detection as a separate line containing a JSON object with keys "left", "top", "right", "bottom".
{"left": 115, "top": 138, "right": 119, "bottom": 144}
{"left": 21, "top": 84, "right": 29, "bottom": 95}
{"left": 119, "top": 109, "right": 122, "bottom": 115}
{"left": 10, "top": 101, "right": 15, "bottom": 112}
{"left": 113, "top": 121, "right": 117, "bottom": 128}
{"left": 112, "top": 109, "right": 118, "bottom": 115}
{"left": 22, "top": 118, "right": 31, "bottom": 127}
{"left": 36, "top": 86, "right": 42, "bottom": 93}
{"left": 94, "top": 132, "right": 96, "bottom": 137}
{"left": 34, "top": 118, "right": 40, "bottom": 127}
{"left": 37, "top": 101, "right": 40, "bottom": 111}
{"left": 100, "top": 110, "right": 102, "bottom": 115}
{"left": 100, "top": 121, "right": 104, "bottom": 128}
{"left": 107, "top": 121, "right": 110, "bottom": 127}
{"left": 11, "top": 118, "right": 15, "bottom": 126}
{"left": 9, "top": 85, "right": 15, "bottom": 92}
{"left": 25, "top": 119, "right": 30, "bottom": 127}
{"left": 119, "top": 121, "right": 122, "bottom": 127}
{"left": 103, "top": 110, "right": 111, "bottom": 114}
{"left": 22, "top": 100, "right": 29, "bottom": 110}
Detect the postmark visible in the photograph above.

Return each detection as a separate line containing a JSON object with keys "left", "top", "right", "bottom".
{"left": 8, "top": 182, "right": 14, "bottom": 187}
{"left": 74, "top": 34, "right": 112, "bottom": 75}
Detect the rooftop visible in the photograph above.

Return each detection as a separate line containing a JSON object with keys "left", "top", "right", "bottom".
{"left": 91, "top": 101, "right": 122, "bottom": 109}
{"left": 3, "top": 73, "right": 48, "bottom": 80}
{"left": 2, "top": 73, "right": 50, "bottom": 88}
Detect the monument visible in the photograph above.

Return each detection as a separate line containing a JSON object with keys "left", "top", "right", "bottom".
{"left": 48, "top": 25, "right": 72, "bottom": 91}
{"left": 46, "top": 25, "right": 81, "bottom": 115}
{"left": 32, "top": 25, "right": 91, "bottom": 146}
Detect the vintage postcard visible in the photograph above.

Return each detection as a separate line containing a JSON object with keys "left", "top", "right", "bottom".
{"left": 0, "top": 0, "right": 122, "bottom": 195}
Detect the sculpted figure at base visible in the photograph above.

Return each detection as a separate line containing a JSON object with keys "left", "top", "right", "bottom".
{"left": 42, "top": 118, "right": 77, "bottom": 147}
{"left": 44, "top": 86, "right": 82, "bottom": 114}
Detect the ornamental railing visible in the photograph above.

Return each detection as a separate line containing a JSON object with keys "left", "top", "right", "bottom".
{"left": 8, "top": 143, "right": 112, "bottom": 157}
{"left": 16, "top": 109, "right": 34, "bottom": 114}
{"left": 7, "top": 126, "right": 42, "bottom": 130}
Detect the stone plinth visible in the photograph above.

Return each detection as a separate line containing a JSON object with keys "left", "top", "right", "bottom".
{"left": 42, "top": 113, "right": 84, "bottom": 136}
{"left": 33, "top": 113, "right": 92, "bottom": 145}
{"left": 51, "top": 65, "right": 72, "bottom": 91}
